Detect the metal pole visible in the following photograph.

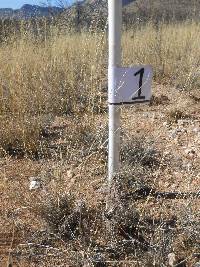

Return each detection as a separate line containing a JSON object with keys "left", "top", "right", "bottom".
{"left": 108, "top": 0, "right": 122, "bottom": 184}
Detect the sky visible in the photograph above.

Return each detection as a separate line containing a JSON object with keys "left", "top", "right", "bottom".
{"left": 0, "top": 0, "right": 74, "bottom": 9}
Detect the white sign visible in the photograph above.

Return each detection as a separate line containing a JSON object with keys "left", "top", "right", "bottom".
{"left": 108, "top": 65, "right": 153, "bottom": 105}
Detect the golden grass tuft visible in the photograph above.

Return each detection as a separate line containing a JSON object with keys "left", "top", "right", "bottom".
{"left": 122, "top": 21, "right": 200, "bottom": 88}
{"left": 0, "top": 21, "right": 200, "bottom": 156}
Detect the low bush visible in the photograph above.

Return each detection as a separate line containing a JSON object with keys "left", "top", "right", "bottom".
{"left": 121, "top": 136, "right": 160, "bottom": 169}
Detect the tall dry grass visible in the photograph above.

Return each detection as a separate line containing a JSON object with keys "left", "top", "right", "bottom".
{"left": 0, "top": 20, "right": 200, "bottom": 267}
{"left": 0, "top": 21, "right": 199, "bottom": 156}
{"left": 0, "top": 31, "right": 107, "bottom": 156}
{"left": 123, "top": 21, "right": 200, "bottom": 89}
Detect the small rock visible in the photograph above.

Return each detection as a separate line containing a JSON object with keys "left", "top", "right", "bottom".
{"left": 29, "top": 180, "right": 41, "bottom": 190}
{"left": 168, "top": 253, "right": 176, "bottom": 267}
{"left": 169, "top": 130, "right": 177, "bottom": 138}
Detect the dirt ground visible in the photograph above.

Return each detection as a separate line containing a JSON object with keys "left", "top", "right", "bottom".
{"left": 0, "top": 84, "right": 199, "bottom": 266}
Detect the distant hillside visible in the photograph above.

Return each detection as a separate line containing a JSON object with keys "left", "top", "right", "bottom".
{"left": 0, "top": 0, "right": 200, "bottom": 37}
{"left": 123, "top": 0, "right": 200, "bottom": 23}
{"left": 56, "top": 0, "right": 136, "bottom": 30}
{"left": 0, "top": 4, "right": 63, "bottom": 19}
{"left": 84, "top": 0, "right": 135, "bottom": 5}
{"left": 57, "top": 0, "right": 200, "bottom": 30}
{"left": 1, "top": 0, "right": 199, "bottom": 23}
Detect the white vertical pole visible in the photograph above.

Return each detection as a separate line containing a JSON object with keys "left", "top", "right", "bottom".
{"left": 108, "top": 0, "right": 122, "bottom": 184}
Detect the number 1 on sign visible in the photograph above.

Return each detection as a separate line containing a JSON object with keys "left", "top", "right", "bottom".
{"left": 132, "top": 68, "right": 145, "bottom": 100}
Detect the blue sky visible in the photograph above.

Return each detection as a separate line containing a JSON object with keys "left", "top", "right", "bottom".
{"left": 0, "top": 0, "right": 74, "bottom": 9}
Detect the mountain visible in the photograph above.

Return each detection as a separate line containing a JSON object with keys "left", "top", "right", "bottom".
{"left": 61, "top": 0, "right": 200, "bottom": 29}
{"left": 0, "top": 4, "right": 63, "bottom": 19}
{"left": 0, "top": 0, "right": 199, "bottom": 30}
{"left": 0, "top": 1, "right": 135, "bottom": 20}
{"left": 84, "top": 0, "right": 134, "bottom": 5}
{"left": 56, "top": 0, "right": 136, "bottom": 30}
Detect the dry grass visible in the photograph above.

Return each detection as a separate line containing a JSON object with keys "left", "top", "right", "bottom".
{"left": 0, "top": 20, "right": 199, "bottom": 267}
{"left": 123, "top": 21, "right": 200, "bottom": 89}
{"left": 0, "top": 21, "right": 200, "bottom": 154}
{"left": 0, "top": 31, "right": 107, "bottom": 156}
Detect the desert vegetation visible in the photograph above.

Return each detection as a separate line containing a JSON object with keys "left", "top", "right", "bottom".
{"left": 0, "top": 2, "right": 199, "bottom": 267}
